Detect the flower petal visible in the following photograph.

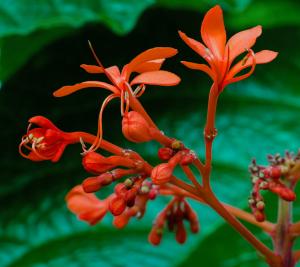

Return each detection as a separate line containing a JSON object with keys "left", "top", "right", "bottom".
{"left": 227, "top": 26, "right": 262, "bottom": 64}
{"left": 80, "top": 64, "right": 104, "bottom": 74}
{"left": 178, "top": 31, "right": 207, "bottom": 59}
{"left": 130, "top": 71, "right": 181, "bottom": 86}
{"left": 53, "top": 81, "right": 118, "bottom": 97}
{"left": 133, "top": 59, "right": 165, "bottom": 73}
{"left": 181, "top": 61, "right": 215, "bottom": 80}
{"left": 29, "top": 116, "right": 61, "bottom": 131}
{"left": 201, "top": 5, "right": 226, "bottom": 60}
{"left": 124, "top": 47, "right": 178, "bottom": 80}
{"left": 227, "top": 50, "right": 278, "bottom": 79}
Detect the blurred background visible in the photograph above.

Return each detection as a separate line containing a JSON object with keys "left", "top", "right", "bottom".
{"left": 1, "top": 0, "right": 300, "bottom": 266}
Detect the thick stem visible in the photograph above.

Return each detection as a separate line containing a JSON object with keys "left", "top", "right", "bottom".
{"left": 204, "top": 190, "right": 282, "bottom": 267}
{"left": 273, "top": 197, "right": 295, "bottom": 267}
{"left": 203, "top": 83, "right": 219, "bottom": 188}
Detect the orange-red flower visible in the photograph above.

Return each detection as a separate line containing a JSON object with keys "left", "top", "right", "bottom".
{"left": 66, "top": 185, "right": 109, "bottom": 225}
{"left": 19, "top": 116, "right": 77, "bottom": 162}
{"left": 179, "top": 5, "right": 278, "bottom": 91}
{"left": 53, "top": 46, "right": 180, "bottom": 152}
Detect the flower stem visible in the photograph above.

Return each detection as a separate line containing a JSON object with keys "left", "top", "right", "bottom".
{"left": 272, "top": 195, "right": 295, "bottom": 267}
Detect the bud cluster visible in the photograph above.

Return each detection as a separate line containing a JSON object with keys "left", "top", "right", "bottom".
{"left": 149, "top": 197, "right": 199, "bottom": 245}
{"left": 152, "top": 145, "right": 197, "bottom": 185}
{"left": 248, "top": 152, "right": 299, "bottom": 222}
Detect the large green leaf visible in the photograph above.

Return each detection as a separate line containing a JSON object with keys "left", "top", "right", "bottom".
{"left": 157, "top": 0, "right": 300, "bottom": 28}
{"left": 0, "top": 0, "right": 154, "bottom": 82}
{"left": 1, "top": 6, "right": 300, "bottom": 267}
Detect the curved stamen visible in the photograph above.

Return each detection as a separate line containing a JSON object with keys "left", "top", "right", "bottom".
{"left": 120, "top": 89, "right": 125, "bottom": 116}
{"left": 88, "top": 41, "right": 116, "bottom": 86}
{"left": 85, "top": 93, "right": 118, "bottom": 154}
{"left": 223, "top": 49, "right": 256, "bottom": 87}
{"left": 124, "top": 90, "right": 130, "bottom": 115}
{"left": 133, "top": 84, "right": 146, "bottom": 98}
{"left": 88, "top": 41, "right": 105, "bottom": 69}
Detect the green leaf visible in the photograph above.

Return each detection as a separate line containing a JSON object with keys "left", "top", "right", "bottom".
{"left": 0, "top": 0, "right": 154, "bottom": 82}
{"left": 157, "top": 0, "right": 300, "bottom": 28}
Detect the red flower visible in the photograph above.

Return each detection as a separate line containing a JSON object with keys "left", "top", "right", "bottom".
{"left": 53, "top": 46, "right": 180, "bottom": 152}
{"left": 19, "top": 116, "right": 76, "bottom": 162}
{"left": 179, "top": 5, "right": 278, "bottom": 91}
{"left": 66, "top": 185, "right": 109, "bottom": 225}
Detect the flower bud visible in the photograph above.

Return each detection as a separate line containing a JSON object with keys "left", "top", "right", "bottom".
{"left": 148, "top": 188, "right": 158, "bottom": 200}
{"left": 151, "top": 163, "right": 173, "bottom": 185}
{"left": 254, "top": 210, "right": 265, "bottom": 222}
{"left": 180, "top": 151, "right": 197, "bottom": 166}
{"left": 114, "top": 183, "right": 127, "bottom": 197}
{"left": 122, "top": 111, "right": 153, "bottom": 143}
{"left": 148, "top": 227, "right": 163, "bottom": 246}
{"left": 125, "top": 188, "right": 138, "bottom": 207}
{"left": 109, "top": 196, "right": 127, "bottom": 216}
{"left": 82, "top": 172, "right": 113, "bottom": 193}
{"left": 113, "top": 213, "right": 131, "bottom": 229}
{"left": 175, "top": 221, "right": 187, "bottom": 244}
{"left": 158, "top": 147, "right": 174, "bottom": 161}
{"left": 279, "top": 188, "right": 296, "bottom": 202}
{"left": 82, "top": 152, "right": 115, "bottom": 174}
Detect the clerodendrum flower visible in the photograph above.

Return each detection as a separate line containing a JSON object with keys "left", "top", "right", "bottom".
{"left": 179, "top": 5, "right": 278, "bottom": 91}
{"left": 53, "top": 45, "right": 180, "bottom": 152}
{"left": 19, "top": 116, "right": 77, "bottom": 162}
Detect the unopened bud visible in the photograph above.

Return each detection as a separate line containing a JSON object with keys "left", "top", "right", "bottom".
{"left": 180, "top": 151, "right": 197, "bottom": 166}
{"left": 82, "top": 152, "right": 115, "bottom": 174}
{"left": 125, "top": 189, "right": 138, "bottom": 207}
{"left": 175, "top": 221, "right": 187, "bottom": 244}
{"left": 148, "top": 227, "right": 163, "bottom": 246}
{"left": 254, "top": 210, "right": 265, "bottom": 222}
{"left": 122, "top": 111, "right": 153, "bottom": 143}
{"left": 158, "top": 147, "right": 174, "bottom": 161}
{"left": 109, "top": 196, "right": 126, "bottom": 216}
{"left": 113, "top": 213, "right": 130, "bottom": 229}
{"left": 148, "top": 189, "right": 158, "bottom": 200}
{"left": 151, "top": 163, "right": 173, "bottom": 185}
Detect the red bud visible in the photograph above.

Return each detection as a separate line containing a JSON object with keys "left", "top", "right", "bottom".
{"left": 148, "top": 227, "right": 163, "bottom": 246}
{"left": 113, "top": 213, "right": 130, "bottom": 229}
{"left": 151, "top": 163, "right": 173, "bottom": 185}
{"left": 82, "top": 152, "right": 115, "bottom": 174}
{"left": 109, "top": 196, "right": 126, "bottom": 216}
{"left": 82, "top": 173, "right": 113, "bottom": 193}
{"left": 180, "top": 151, "right": 197, "bottom": 166}
{"left": 254, "top": 210, "right": 265, "bottom": 222}
{"left": 175, "top": 221, "right": 187, "bottom": 244}
{"left": 122, "top": 111, "right": 153, "bottom": 143}
{"left": 158, "top": 147, "right": 174, "bottom": 161}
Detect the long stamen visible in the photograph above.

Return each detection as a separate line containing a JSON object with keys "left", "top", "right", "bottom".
{"left": 133, "top": 84, "right": 146, "bottom": 98}
{"left": 86, "top": 93, "right": 118, "bottom": 154}
{"left": 124, "top": 90, "right": 130, "bottom": 114}
{"left": 88, "top": 40, "right": 105, "bottom": 69}
{"left": 120, "top": 89, "right": 125, "bottom": 116}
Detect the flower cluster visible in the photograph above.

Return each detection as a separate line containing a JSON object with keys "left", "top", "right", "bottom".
{"left": 248, "top": 151, "right": 299, "bottom": 222}
{"left": 149, "top": 197, "right": 199, "bottom": 245}
{"left": 19, "top": 5, "right": 284, "bottom": 258}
